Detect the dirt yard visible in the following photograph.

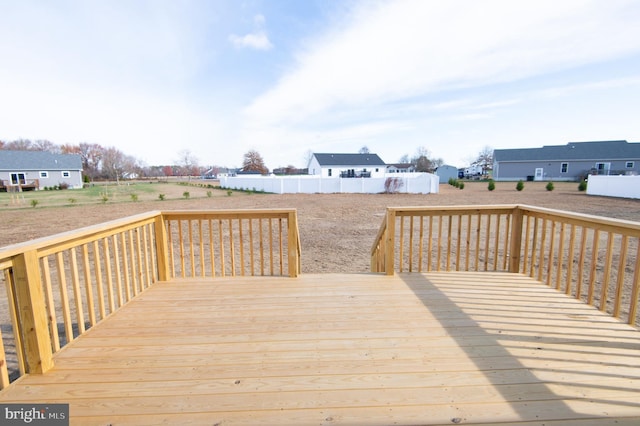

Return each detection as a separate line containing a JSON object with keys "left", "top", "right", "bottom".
{"left": 2, "top": 181, "right": 640, "bottom": 273}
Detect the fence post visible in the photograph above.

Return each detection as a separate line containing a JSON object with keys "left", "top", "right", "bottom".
{"left": 287, "top": 210, "right": 300, "bottom": 277}
{"left": 385, "top": 208, "right": 396, "bottom": 275}
{"left": 509, "top": 206, "right": 524, "bottom": 273}
{"left": 12, "top": 250, "right": 54, "bottom": 374}
{"left": 154, "top": 213, "right": 170, "bottom": 281}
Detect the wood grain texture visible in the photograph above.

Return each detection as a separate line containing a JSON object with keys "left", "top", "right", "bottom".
{"left": 1, "top": 272, "right": 639, "bottom": 425}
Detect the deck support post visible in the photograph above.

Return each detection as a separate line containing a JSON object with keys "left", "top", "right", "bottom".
{"left": 154, "top": 213, "right": 170, "bottom": 281}
{"left": 385, "top": 208, "right": 396, "bottom": 275}
{"left": 12, "top": 250, "right": 54, "bottom": 374}
{"left": 508, "top": 206, "right": 524, "bottom": 273}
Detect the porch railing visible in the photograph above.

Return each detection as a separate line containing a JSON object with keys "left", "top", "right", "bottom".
{"left": 0, "top": 209, "right": 300, "bottom": 388}
{"left": 371, "top": 205, "right": 640, "bottom": 326}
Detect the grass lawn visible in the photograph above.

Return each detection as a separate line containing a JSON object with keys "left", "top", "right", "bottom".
{"left": 0, "top": 181, "right": 229, "bottom": 210}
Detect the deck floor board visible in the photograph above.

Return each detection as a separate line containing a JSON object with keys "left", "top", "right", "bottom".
{"left": 1, "top": 272, "right": 639, "bottom": 425}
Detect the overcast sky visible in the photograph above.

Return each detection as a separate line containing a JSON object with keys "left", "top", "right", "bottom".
{"left": 2, "top": 0, "right": 639, "bottom": 169}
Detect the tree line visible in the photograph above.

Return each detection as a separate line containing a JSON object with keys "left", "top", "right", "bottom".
{"left": 0, "top": 139, "right": 207, "bottom": 181}
{"left": 1, "top": 138, "right": 492, "bottom": 180}
{"left": 0, "top": 139, "right": 273, "bottom": 180}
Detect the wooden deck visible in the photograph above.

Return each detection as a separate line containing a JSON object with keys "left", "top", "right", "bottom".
{"left": 1, "top": 272, "right": 640, "bottom": 425}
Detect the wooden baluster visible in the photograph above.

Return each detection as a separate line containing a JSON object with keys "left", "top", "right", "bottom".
{"left": 83, "top": 245, "right": 97, "bottom": 325}
{"left": 474, "top": 213, "right": 481, "bottom": 271}
{"left": 112, "top": 234, "right": 124, "bottom": 307}
{"left": 37, "top": 259, "right": 59, "bottom": 355}
{"left": 599, "top": 232, "right": 614, "bottom": 312}
{"left": 69, "top": 247, "right": 86, "bottom": 334}
{"left": 546, "top": 221, "right": 556, "bottom": 286}
{"left": 628, "top": 240, "right": 640, "bottom": 325}
{"left": 56, "top": 252, "right": 74, "bottom": 343}
{"left": 565, "top": 224, "right": 576, "bottom": 295}
{"left": 613, "top": 235, "right": 628, "bottom": 318}
{"left": 576, "top": 227, "right": 588, "bottom": 298}
{"left": 587, "top": 229, "right": 600, "bottom": 305}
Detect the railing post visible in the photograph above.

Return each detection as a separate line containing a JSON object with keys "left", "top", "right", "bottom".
{"left": 154, "top": 213, "right": 170, "bottom": 281}
{"left": 287, "top": 210, "right": 300, "bottom": 277}
{"left": 12, "top": 250, "right": 54, "bottom": 374}
{"left": 385, "top": 208, "right": 396, "bottom": 275}
{"left": 509, "top": 206, "right": 524, "bottom": 273}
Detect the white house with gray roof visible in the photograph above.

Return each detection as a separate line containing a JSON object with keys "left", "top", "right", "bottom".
{"left": 308, "top": 153, "right": 387, "bottom": 178}
{"left": 493, "top": 140, "right": 640, "bottom": 182}
{"left": 0, "top": 150, "right": 83, "bottom": 191}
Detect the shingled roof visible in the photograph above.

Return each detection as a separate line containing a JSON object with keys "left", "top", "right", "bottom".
{"left": 494, "top": 140, "right": 640, "bottom": 162}
{"left": 0, "top": 150, "right": 83, "bottom": 170}
{"left": 312, "top": 153, "right": 386, "bottom": 166}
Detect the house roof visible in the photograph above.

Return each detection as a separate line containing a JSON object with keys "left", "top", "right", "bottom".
{"left": 494, "top": 140, "right": 640, "bottom": 162}
{"left": 0, "top": 150, "right": 83, "bottom": 171}
{"left": 312, "top": 153, "right": 386, "bottom": 166}
{"left": 388, "top": 163, "right": 414, "bottom": 169}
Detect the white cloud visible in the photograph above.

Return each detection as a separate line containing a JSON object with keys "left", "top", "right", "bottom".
{"left": 229, "top": 14, "right": 273, "bottom": 50}
{"left": 244, "top": 0, "right": 640, "bottom": 125}
{"left": 229, "top": 32, "right": 273, "bottom": 50}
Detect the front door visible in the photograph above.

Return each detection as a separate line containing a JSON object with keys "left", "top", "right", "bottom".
{"left": 534, "top": 168, "right": 544, "bottom": 181}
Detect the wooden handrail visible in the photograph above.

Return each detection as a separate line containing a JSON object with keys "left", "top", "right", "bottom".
{"left": 0, "top": 208, "right": 301, "bottom": 388}
{"left": 371, "top": 204, "right": 640, "bottom": 326}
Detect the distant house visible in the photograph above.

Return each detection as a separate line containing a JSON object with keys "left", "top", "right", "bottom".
{"left": 435, "top": 165, "right": 458, "bottom": 182}
{"left": 202, "top": 167, "right": 237, "bottom": 179}
{"left": 272, "top": 167, "right": 308, "bottom": 175}
{"left": 308, "top": 153, "right": 387, "bottom": 178}
{"left": 464, "top": 163, "right": 485, "bottom": 178}
{"left": 386, "top": 163, "right": 416, "bottom": 173}
{"left": 493, "top": 140, "right": 640, "bottom": 182}
{"left": 0, "top": 150, "right": 83, "bottom": 191}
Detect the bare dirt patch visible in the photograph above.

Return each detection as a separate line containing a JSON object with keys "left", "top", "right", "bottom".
{"left": 2, "top": 181, "right": 639, "bottom": 273}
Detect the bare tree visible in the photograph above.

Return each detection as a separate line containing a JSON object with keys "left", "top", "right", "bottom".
{"left": 62, "top": 143, "right": 104, "bottom": 181}
{"left": 101, "top": 147, "right": 129, "bottom": 182}
{"left": 242, "top": 149, "right": 268, "bottom": 174}
{"left": 32, "top": 139, "right": 60, "bottom": 153}
{"left": 176, "top": 149, "right": 200, "bottom": 179}
{"left": 359, "top": 146, "right": 370, "bottom": 154}
{"left": 411, "top": 146, "right": 434, "bottom": 173}
{"left": 475, "top": 146, "right": 494, "bottom": 175}
{"left": 431, "top": 157, "right": 444, "bottom": 169}
{"left": 5, "top": 139, "right": 33, "bottom": 150}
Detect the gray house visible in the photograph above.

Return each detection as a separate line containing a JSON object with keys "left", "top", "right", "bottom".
{"left": 493, "top": 140, "right": 640, "bottom": 182}
{"left": 0, "top": 150, "right": 83, "bottom": 191}
{"left": 308, "top": 153, "right": 387, "bottom": 178}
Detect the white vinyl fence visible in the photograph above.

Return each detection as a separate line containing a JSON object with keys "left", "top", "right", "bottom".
{"left": 586, "top": 175, "right": 640, "bottom": 199}
{"left": 219, "top": 173, "right": 439, "bottom": 194}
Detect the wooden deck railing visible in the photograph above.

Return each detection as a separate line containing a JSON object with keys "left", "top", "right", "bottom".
{"left": 372, "top": 205, "right": 640, "bottom": 326}
{"left": 0, "top": 209, "right": 300, "bottom": 388}
{"left": 162, "top": 210, "right": 301, "bottom": 279}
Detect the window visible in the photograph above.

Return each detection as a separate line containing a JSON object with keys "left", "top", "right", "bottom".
{"left": 39, "top": 171, "right": 49, "bottom": 178}
{"left": 328, "top": 168, "right": 332, "bottom": 177}
{"left": 595, "top": 162, "right": 611, "bottom": 175}
{"left": 626, "top": 161, "right": 634, "bottom": 168}
{"left": 61, "top": 171, "right": 71, "bottom": 178}
{"left": 10, "top": 173, "right": 26, "bottom": 185}
{"left": 560, "top": 163, "right": 568, "bottom": 173}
